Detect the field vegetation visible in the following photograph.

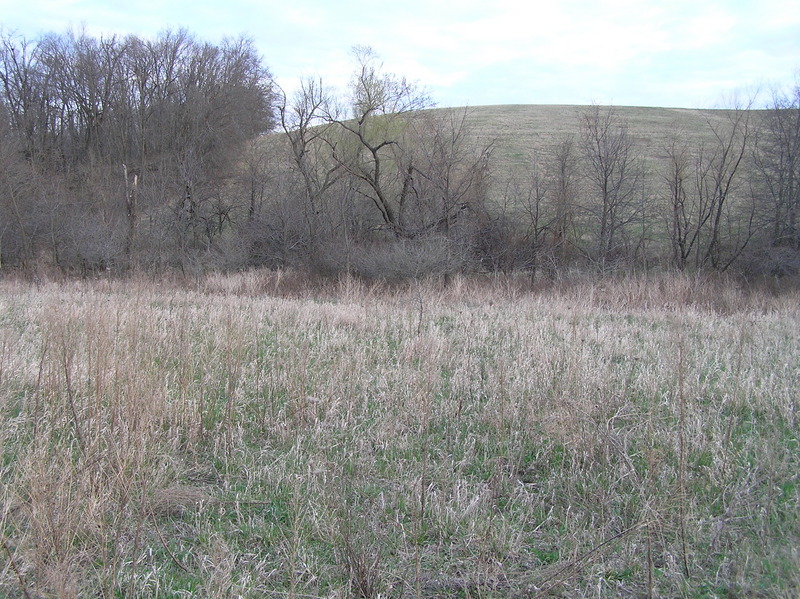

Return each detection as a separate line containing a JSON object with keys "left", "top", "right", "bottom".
{"left": 1, "top": 271, "right": 798, "bottom": 598}
{"left": 1, "top": 27, "right": 800, "bottom": 598}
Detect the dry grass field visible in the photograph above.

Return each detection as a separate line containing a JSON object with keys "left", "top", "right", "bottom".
{"left": 1, "top": 271, "right": 798, "bottom": 598}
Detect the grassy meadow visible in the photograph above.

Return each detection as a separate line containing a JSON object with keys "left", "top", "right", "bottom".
{"left": 1, "top": 271, "right": 798, "bottom": 598}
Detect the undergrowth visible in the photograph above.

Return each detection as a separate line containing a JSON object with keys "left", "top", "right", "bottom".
{"left": 0, "top": 270, "right": 798, "bottom": 598}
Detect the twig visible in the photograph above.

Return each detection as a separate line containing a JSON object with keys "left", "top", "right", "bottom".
{"left": 677, "top": 339, "right": 690, "bottom": 578}
{"left": 415, "top": 286, "right": 424, "bottom": 336}
{"left": 61, "top": 337, "right": 86, "bottom": 456}
{"left": 527, "top": 521, "right": 652, "bottom": 598}
{"left": 148, "top": 508, "right": 189, "bottom": 573}
{"left": 2, "top": 537, "right": 33, "bottom": 599}
{"left": 646, "top": 523, "right": 654, "bottom": 599}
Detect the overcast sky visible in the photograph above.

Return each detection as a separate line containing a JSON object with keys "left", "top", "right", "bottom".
{"left": 2, "top": 0, "right": 798, "bottom": 108}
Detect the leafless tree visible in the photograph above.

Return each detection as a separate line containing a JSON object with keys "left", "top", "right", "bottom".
{"left": 664, "top": 103, "right": 756, "bottom": 271}
{"left": 693, "top": 105, "right": 755, "bottom": 270}
{"left": 327, "top": 46, "right": 433, "bottom": 237}
{"left": 404, "top": 108, "right": 492, "bottom": 238}
{"left": 0, "top": 28, "right": 276, "bottom": 271}
{"left": 0, "top": 103, "right": 35, "bottom": 266}
{"left": 486, "top": 153, "right": 554, "bottom": 277}
{"left": 0, "top": 33, "right": 53, "bottom": 165}
{"left": 275, "top": 49, "right": 493, "bottom": 279}
{"left": 549, "top": 136, "right": 579, "bottom": 268}
{"left": 489, "top": 138, "right": 579, "bottom": 279}
{"left": 753, "top": 83, "right": 800, "bottom": 250}
{"left": 664, "top": 131, "right": 694, "bottom": 270}
{"left": 278, "top": 77, "right": 344, "bottom": 259}
{"left": 580, "top": 105, "right": 644, "bottom": 269}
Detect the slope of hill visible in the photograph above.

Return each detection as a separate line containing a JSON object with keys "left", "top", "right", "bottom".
{"left": 461, "top": 103, "right": 746, "bottom": 183}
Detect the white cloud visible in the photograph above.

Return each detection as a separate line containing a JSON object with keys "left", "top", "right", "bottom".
{"left": 2, "top": 0, "right": 799, "bottom": 108}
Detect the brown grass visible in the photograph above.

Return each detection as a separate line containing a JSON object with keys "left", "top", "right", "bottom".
{"left": 1, "top": 269, "right": 798, "bottom": 597}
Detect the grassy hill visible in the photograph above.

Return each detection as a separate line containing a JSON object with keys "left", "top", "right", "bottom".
{"left": 461, "top": 103, "right": 746, "bottom": 184}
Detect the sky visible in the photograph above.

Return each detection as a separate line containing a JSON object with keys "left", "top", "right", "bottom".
{"left": 2, "top": 0, "right": 798, "bottom": 109}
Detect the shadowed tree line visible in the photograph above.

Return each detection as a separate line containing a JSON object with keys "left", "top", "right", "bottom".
{"left": 1, "top": 30, "right": 799, "bottom": 280}
{"left": 0, "top": 28, "right": 275, "bottom": 273}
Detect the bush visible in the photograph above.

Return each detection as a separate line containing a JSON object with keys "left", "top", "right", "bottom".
{"left": 313, "top": 234, "right": 467, "bottom": 281}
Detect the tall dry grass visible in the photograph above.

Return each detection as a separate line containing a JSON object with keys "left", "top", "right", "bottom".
{"left": 1, "top": 270, "right": 798, "bottom": 597}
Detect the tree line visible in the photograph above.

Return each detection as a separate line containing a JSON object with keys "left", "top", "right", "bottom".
{"left": 1, "top": 30, "right": 798, "bottom": 280}
{"left": 0, "top": 28, "right": 274, "bottom": 273}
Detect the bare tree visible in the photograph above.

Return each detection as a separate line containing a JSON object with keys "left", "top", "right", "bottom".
{"left": 693, "top": 105, "right": 755, "bottom": 270}
{"left": 549, "top": 136, "right": 579, "bottom": 269}
{"left": 0, "top": 29, "right": 277, "bottom": 271}
{"left": 663, "top": 103, "right": 756, "bottom": 271}
{"left": 753, "top": 83, "right": 800, "bottom": 250}
{"left": 404, "top": 107, "right": 493, "bottom": 280}
{"left": 0, "top": 102, "right": 35, "bottom": 266}
{"left": 399, "top": 107, "right": 492, "bottom": 246}
{"left": 273, "top": 49, "right": 498, "bottom": 279}
{"left": 485, "top": 153, "right": 554, "bottom": 278}
{"left": 580, "top": 105, "right": 644, "bottom": 269}
{"left": 327, "top": 46, "right": 433, "bottom": 237}
{"left": 278, "top": 77, "right": 344, "bottom": 258}
{"left": 489, "top": 139, "right": 579, "bottom": 279}
{"left": 664, "top": 131, "right": 694, "bottom": 270}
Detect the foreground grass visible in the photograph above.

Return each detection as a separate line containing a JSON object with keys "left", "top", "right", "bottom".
{"left": 1, "top": 271, "right": 798, "bottom": 598}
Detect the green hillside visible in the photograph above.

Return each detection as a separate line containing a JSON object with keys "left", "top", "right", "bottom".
{"left": 461, "top": 103, "right": 746, "bottom": 183}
